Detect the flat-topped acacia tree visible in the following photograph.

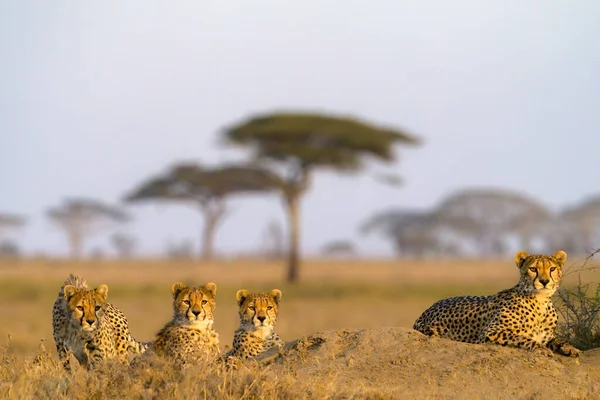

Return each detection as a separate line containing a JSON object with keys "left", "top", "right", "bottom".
{"left": 125, "top": 163, "right": 282, "bottom": 261}
{"left": 0, "top": 213, "right": 26, "bottom": 242}
{"left": 222, "top": 111, "right": 420, "bottom": 283}
{"left": 47, "top": 198, "right": 130, "bottom": 259}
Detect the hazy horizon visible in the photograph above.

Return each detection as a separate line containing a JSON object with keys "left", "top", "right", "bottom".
{"left": 1, "top": 0, "right": 599, "bottom": 257}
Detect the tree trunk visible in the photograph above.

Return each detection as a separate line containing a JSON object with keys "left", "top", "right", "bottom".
{"left": 199, "top": 198, "right": 227, "bottom": 261}
{"left": 201, "top": 214, "right": 218, "bottom": 261}
{"left": 68, "top": 230, "right": 83, "bottom": 260}
{"left": 285, "top": 195, "right": 301, "bottom": 283}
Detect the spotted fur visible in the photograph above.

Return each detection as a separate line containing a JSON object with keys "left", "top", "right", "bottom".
{"left": 150, "top": 282, "right": 220, "bottom": 364}
{"left": 413, "top": 251, "right": 580, "bottom": 357}
{"left": 224, "top": 289, "right": 284, "bottom": 361}
{"left": 52, "top": 274, "right": 151, "bottom": 371}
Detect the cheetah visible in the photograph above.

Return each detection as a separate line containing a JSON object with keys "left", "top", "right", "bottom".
{"left": 52, "top": 273, "right": 151, "bottom": 371}
{"left": 413, "top": 250, "right": 580, "bottom": 357}
{"left": 149, "top": 282, "right": 220, "bottom": 364}
{"left": 223, "top": 289, "right": 284, "bottom": 361}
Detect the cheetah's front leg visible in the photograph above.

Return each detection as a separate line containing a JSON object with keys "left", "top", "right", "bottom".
{"left": 484, "top": 328, "right": 553, "bottom": 356}
{"left": 263, "top": 333, "right": 284, "bottom": 352}
{"left": 546, "top": 337, "right": 580, "bottom": 357}
{"left": 85, "top": 341, "right": 108, "bottom": 370}
{"left": 55, "top": 341, "right": 72, "bottom": 371}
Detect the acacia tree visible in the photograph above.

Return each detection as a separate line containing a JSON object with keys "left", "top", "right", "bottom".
{"left": 47, "top": 198, "right": 130, "bottom": 259}
{"left": 259, "top": 219, "right": 285, "bottom": 260}
{"left": 360, "top": 208, "right": 440, "bottom": 258}
{"left": 320, "top": 240, "right": 357, "bottom": 258}
{"left": 0, "top": 213, "right": 26, "bottom": 242}
{"left": 550, "top": 196, "right": 600, "bottom": 255}
{"left": 435, "top": 188, "right": 553, "bottom": 256}
{"left": 0, "top": 213, "right": 27, "bottom": 256}
{"left": 124, "top": 163, "right": 281, "bottom": 261}
{"left": 222, "top": 111, "right": 420, "bottom": 282}
{"left": 111, "top": 233, "right": 137, "bottom": 259}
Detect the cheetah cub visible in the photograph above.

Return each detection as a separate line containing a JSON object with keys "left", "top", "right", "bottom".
{"left": 413, "top": 250, "right": 580, "bottom": 357}
{"left": 52, "top": 273, "right": 150, "bottom": 371}
{"left": 224, "top": 289, "right": 284, "bottom": 360}
{"left": 151, "top": 282, "right": 220, "bottom": 363}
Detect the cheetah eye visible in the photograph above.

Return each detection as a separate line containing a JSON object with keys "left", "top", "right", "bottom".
{"left": 248, "top": 306, "right": 255, "bottom": 311}
{"left": 76, "top": 306, "right": 84, "bottom": 312}
{"left": 95, "top": 306, "right": 101, "bottom": 311}
{"left": 183, "top": 300, "right": 190, "bottom": 305}
{"left": 201, "top": 300, "right": 208, "bottom": 305}
{"left": 529, "top": 267, "right": 537, "bottom": 273}
{"left": 267, "top": 306, "right": 273, "bottom": 310}
{"left": 550, "top": 267, "right": 557, "bottom": 272}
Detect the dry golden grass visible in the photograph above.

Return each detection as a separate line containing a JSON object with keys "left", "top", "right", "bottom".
{"left": 0, "top": 258, "right": 512, "bottom": 354}
{"left": 0, "top": 256, "right": 599, "bottom": 399}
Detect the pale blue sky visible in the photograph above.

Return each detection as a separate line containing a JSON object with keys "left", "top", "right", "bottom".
{"left": 1, "top": 0, "right": 599, "bottom": 257}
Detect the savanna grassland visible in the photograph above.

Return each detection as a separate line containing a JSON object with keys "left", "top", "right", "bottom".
{"left": 1, "top": 257, "right": 600, "bottom": 399}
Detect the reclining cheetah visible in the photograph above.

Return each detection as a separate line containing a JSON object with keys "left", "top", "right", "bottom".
{"left": 223, "top": 289, "right": 284, "bottom": 361}
{"left": 149, "top": 282, "right": 220, "bottom": 364}
{"left": 52, "top": 274, "right": 151, "bottom": 370}
{"left": 413, "top": 250, "right": 580, "bottom": 357}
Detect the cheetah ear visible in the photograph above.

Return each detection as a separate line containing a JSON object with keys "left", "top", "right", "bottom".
{"left": 172, "top": 282, "right": 187, "bottom": 298}
{"left": 514, "top": 251, "right": 529, "bottom": 267}
{"left": 95, "top": 284, "right": 109, "bottom": 302}
{"left": 204, "top": 282, "right": 217, "bottom": 298}
{"left": 269, "top": 289, "right": 282, "bottom": 305}
{"left": 552, "top": 250, "right": 567, "bottom": 266}
{"left": 63, "top": 285, "right": 78, "bottom": 301}
{"left": 236, "top": 289, "right": 250, "bottom": 306}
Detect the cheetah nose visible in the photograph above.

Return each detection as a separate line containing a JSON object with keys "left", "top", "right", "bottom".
{"left": 86, "top": 319, "right": 95, "bottom": 325}
{"left": 257, "top": 316, "right": 266, "bottom": 323}
{"left": 192, "top": 310, "right": 201, "bottom": 317}
{"left": 540, "top": 279, "right": 550, "bottom": 287}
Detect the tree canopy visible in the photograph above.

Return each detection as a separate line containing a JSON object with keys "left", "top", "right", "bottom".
{"left": 124, "top": 162, "right": 283, "bottom": 260}
{"left": 125, "top": 163, "right": 283, "bottom": 203}
{"left": 47, "top": 198, "right": 130, "bottom": 259}
{"left": 360, "top": 187, "right": 568, "bottom": 258}
{"left": 224, "top": 112, "right": 420, "bottom": 171}
{"left": 222, "top": 110, "right": 421, "bottom": 282}
{"left": 0, "top": 213, "right": 27, "bottom": 228}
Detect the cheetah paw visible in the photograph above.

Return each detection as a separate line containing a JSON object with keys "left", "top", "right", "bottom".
{"left": 557, "top": 343, "right": 581, "bottom": 358}
{"left": 537, "top": 347, "right": 554, "bottom": 358}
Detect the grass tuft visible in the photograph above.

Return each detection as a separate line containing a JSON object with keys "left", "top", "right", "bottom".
{"left": 555, "top": 249, "right": 600, "bottom": 350}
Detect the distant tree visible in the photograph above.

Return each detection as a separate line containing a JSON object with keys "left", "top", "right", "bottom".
{"left": 111, "top": 233, "right": 137, "bottom": 259}
{"left": 47, "top": 198, "right": 130, "bottom": 259}
{"left": 259, "top": 219, "right": 286, "bottom": 260}
{"left": 359, "top": 208, "right": 462, "bottom": 258}
{"left": 550, "top": 196, "right": 600, "bottom": 256}
{"left": 320, "top": 240, "right": 357, "bottom": 258}
{"left": 0, "top": 241, "right": 21, "bottom": 258}
{"left": 222, "top": 111, "right": 420, "bottom": 282}
{"left": 0, "top": 213, "right": 26, "bottom": 243}
{"left": 89, "top": 247, "right": 105, "bottom": 260}
{"left": 125, "top": 163, "right": 281, "bottom": 261}
{"left": 435, "top": 188, "right": 553, "bottom": 257}
{"left": 359, "top": 188, "right": 554, "bottom": 259}
{"left": 165, "top": 238, "right": 195, "bottom": 260}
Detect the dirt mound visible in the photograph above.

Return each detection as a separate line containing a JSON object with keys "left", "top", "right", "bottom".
{"left": 261, "top": 327, "right": 600, "bottom": 399}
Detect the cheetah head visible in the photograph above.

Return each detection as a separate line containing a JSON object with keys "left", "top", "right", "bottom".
{"left": 515, "top": 250, "right": 567, "bottom": 296}
{"left": 63, "top": 284, "right": 108, "bottom": 332}
{"left": 236, "top": 289, "right": 282, "bottom": 338}
{"left": 171, "top": 282, "right": 217, "bottom": 330}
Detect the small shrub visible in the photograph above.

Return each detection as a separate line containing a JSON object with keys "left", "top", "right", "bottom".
{"left": 554, "top": 249, "right": 600, "bottom": 351}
